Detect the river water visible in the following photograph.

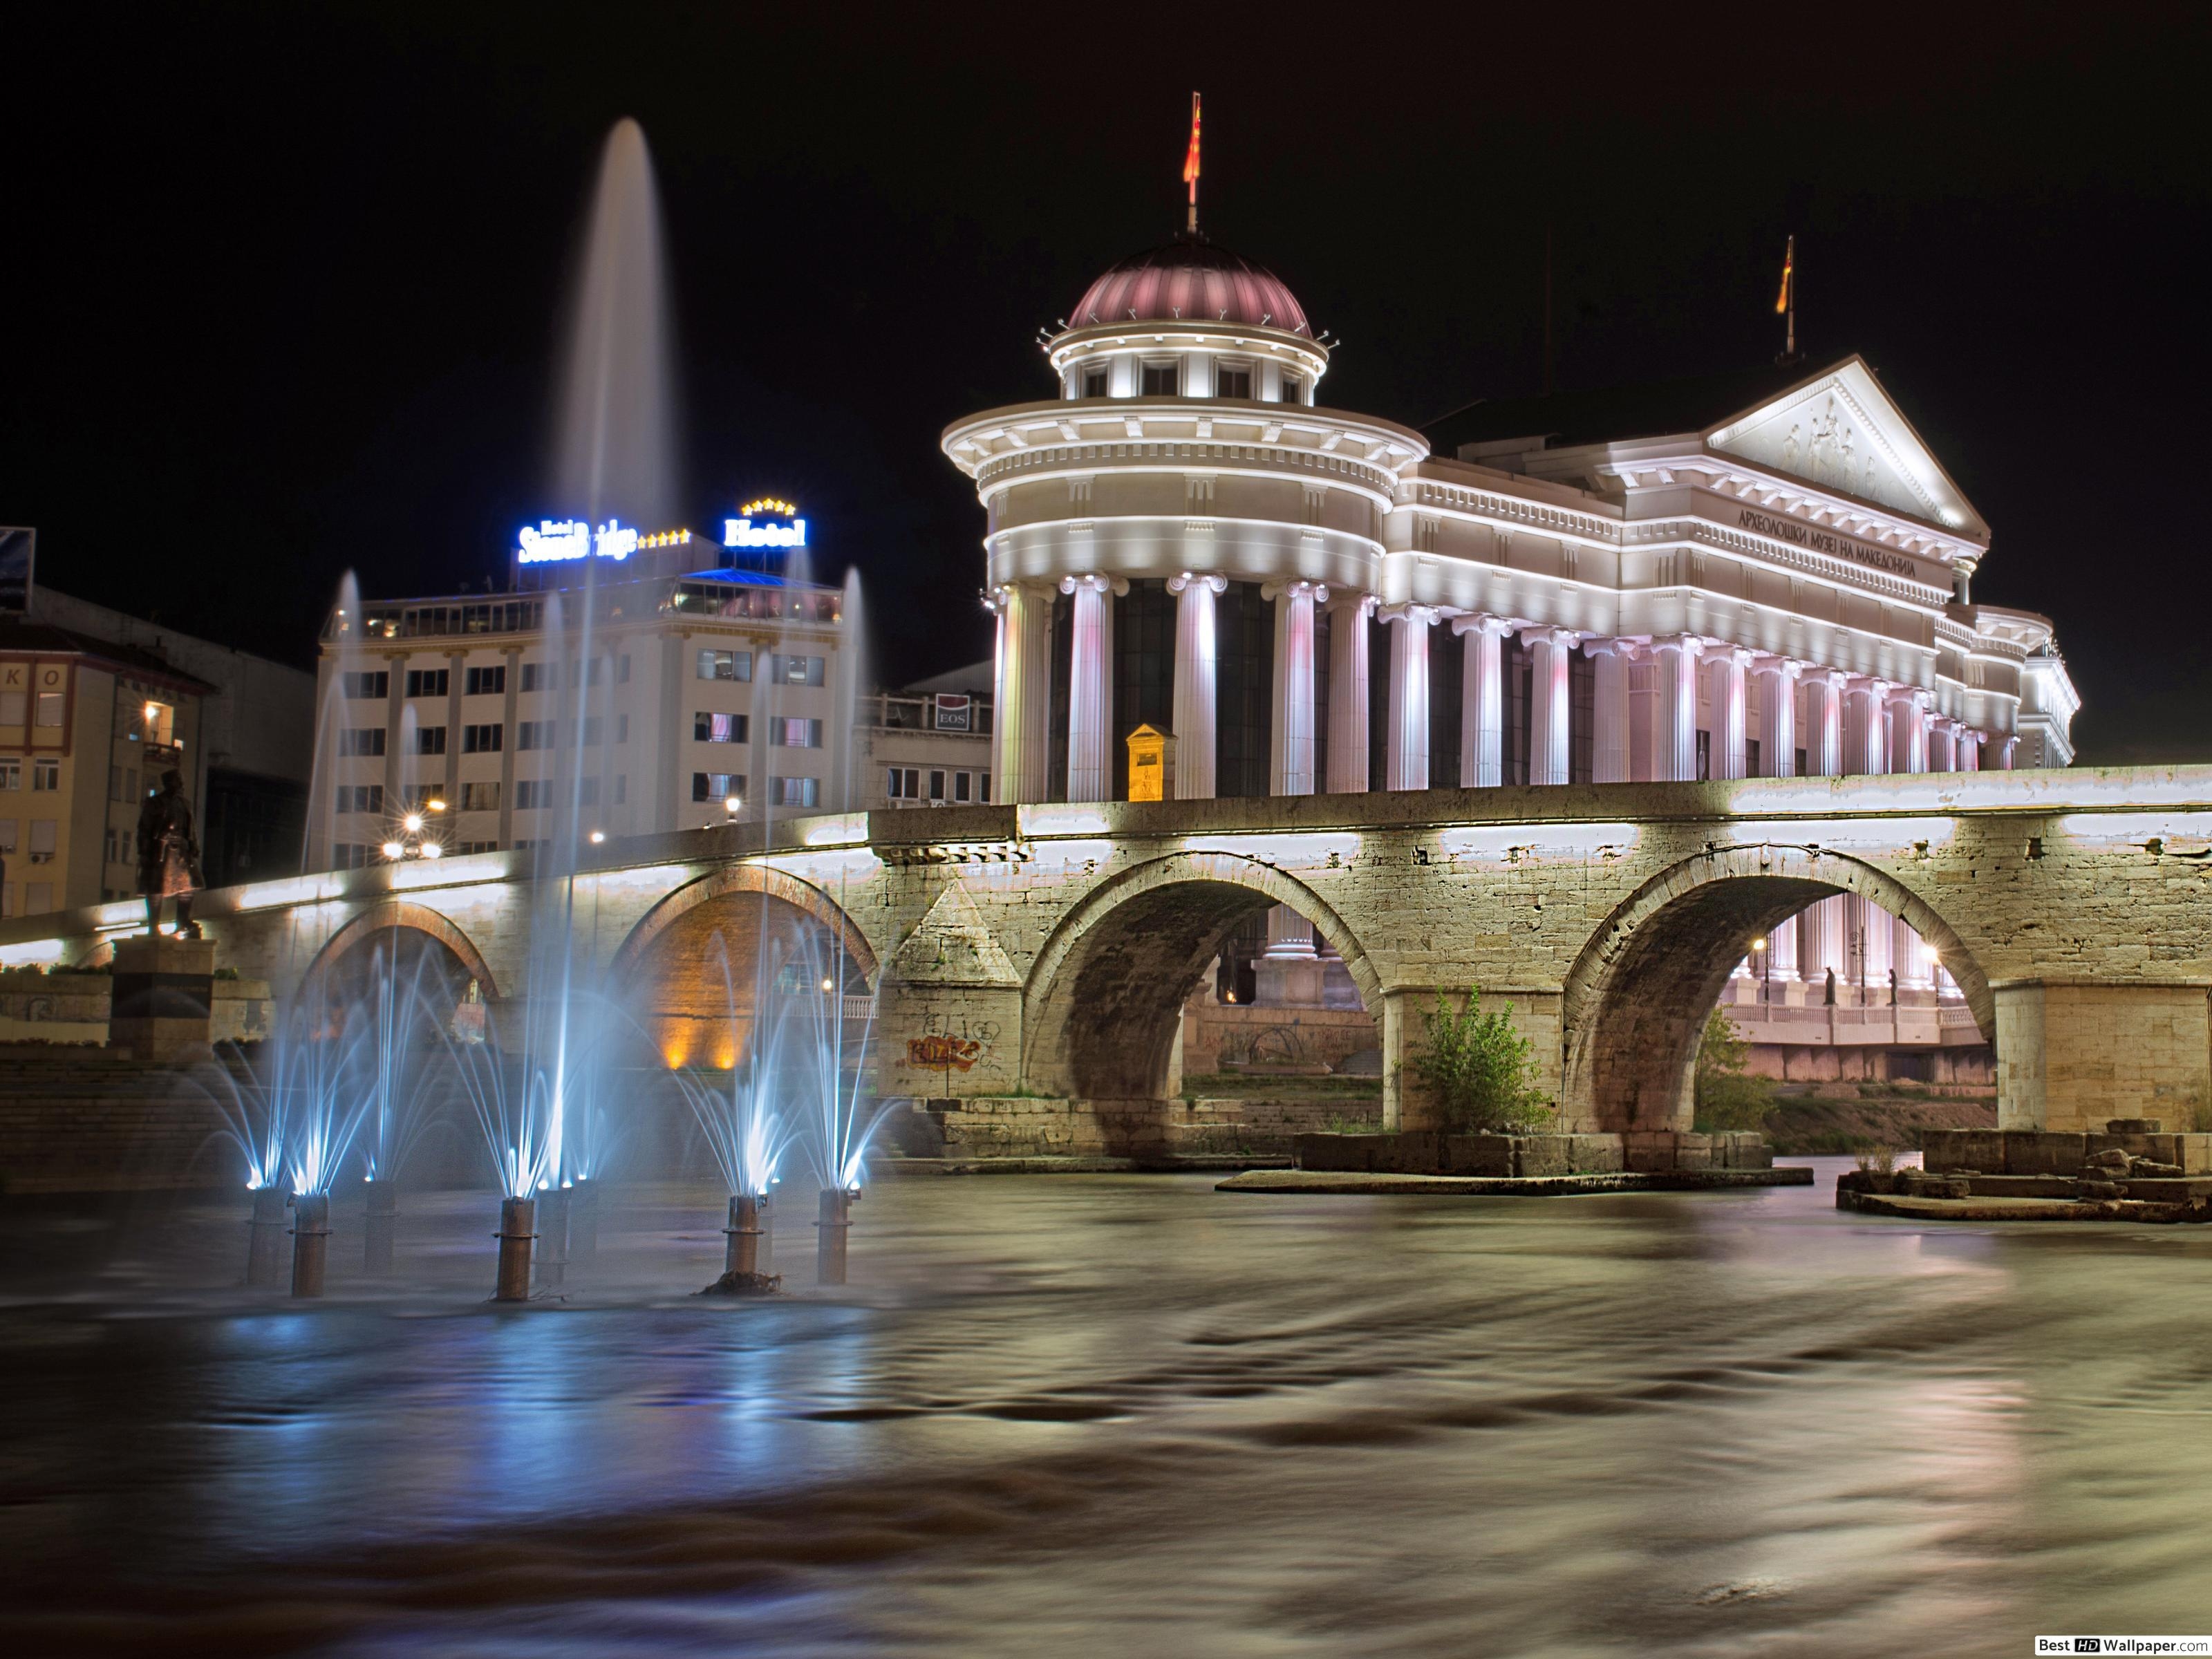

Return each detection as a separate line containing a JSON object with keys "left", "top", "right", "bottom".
{"left": 3, "top": 1161, "right": 2209, "bottom": 1656}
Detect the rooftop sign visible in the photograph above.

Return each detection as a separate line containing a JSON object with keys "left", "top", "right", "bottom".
{"left": 725, "top": 498, "right": 806, "bottom": 549}
{"left": 516, "top": 518, "right": 639, "bottom": 565}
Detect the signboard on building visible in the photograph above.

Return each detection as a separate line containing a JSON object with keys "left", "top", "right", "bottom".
{"left": 724, "top": 497, "right": 807, "bottom": 549}
{"left": 516, "top": 518, "right": 638, "bottom": 565}
{"left": 933, "top": 693, "right": 971, "bottom": 731}
{"left": 0, "top": 528, "right": 35, "bottom": 614}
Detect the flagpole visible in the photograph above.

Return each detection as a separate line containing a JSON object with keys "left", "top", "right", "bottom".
{"left": 1184, "top": 92, "right": 1201, "bottom": 236}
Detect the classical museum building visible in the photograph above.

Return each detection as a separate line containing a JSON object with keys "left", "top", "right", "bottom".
{"left": 944, "top": 223, "right": 2081, "bottom": 1057}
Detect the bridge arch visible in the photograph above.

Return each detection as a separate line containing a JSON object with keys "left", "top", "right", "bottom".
{"left": 298, "top": 899, "right": 502, "bottom": 1009}
{"left": 1022, "top": 850, "right": 1380, "bottom": 1100}
{"left": 609, "top": 862, "right": 878, "bottom": 1069}
{"left": 1559, "top": 843, "right": 1991, "bottom": 1134}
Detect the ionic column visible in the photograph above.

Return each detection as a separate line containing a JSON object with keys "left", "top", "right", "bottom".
{"left": 1709, "top": 645, "right": 1751, "bottom": 780}
{"left": 991, "top": 583, "right": 1053, "bottom": 805}
{"left": 1896, "top": 916, "right": 1933, "bottom": 988}
{"left": 1844, "top": 678, "right": 1890, "bottom": 776}
{"left": 1768, "top": 905, "right": 1801, "bottom": 981}
{"left": 1268, "top": 581, "right": 1327, "bottom": 796}
{"left": 1805, "top": 894, "right": 1849, "bottom": 993}
{"left": 1453, "top": 614, "right": 1512, "bottom": 789}
{"left": 1588, "top": 638, "right": 1631, "bottom": 784}
{"left": 1651, "top": 635, "right": 1700, "bottom": 782}
{"left": 1757, "top": 659, "right": 1801, "bottom": 777}
{"left": 1167, "top": 572, "right": 1227, "bottom": 800}
{"left": 1958, "top": 729, "right": 1982, "bottom": 772}
{"left": 1890, "top": 689, "right": 1929, "bottom": 774}
{"left": 1927, "top": 715, "right": 1956, "bottom": 774}
{"left": 1382, "top": 603, "right": 1435, "bottom": 791}
{"left": 1996, "top": 735, "right": 2018, "bottom": 769}
{"left": 1061, "top": 573, "right": 1114, "bottom": 803}
{"left": 1804, "top": 669, "right": 1846, "bottom": 776}
{"left": 1326, "top": 594, "right": 1376, "bottom": 794}
{"left": 1524, "top": 626, "right": 1575, "bottom": 786}
{"left": 1855, "top": 894, "right": 1893, "bottom": 998}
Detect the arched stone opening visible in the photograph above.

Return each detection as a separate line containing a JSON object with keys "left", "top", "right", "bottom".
{"left": 611, "top": 865, "right": 877, "bottom": 1071}
{"left": 1560, "top": 847, "right": 1991, "bottom": 1134}
{"left": 299, "top": 901, "right": 500, "bottom": 1011}
{"left": 1022, "top": 853, "right": 1380, "bottom": 1102}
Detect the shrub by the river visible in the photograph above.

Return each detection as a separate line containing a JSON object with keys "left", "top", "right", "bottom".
{"left": 1692, "top": 1007, "right": 1774, "bottom": 1134}
{"left": 1411, "top": 988, "right": 1554, "bottom": 1134}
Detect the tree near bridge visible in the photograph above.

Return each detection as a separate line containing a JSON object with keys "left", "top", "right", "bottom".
{"left": 1693, "top": 1007, "right": 1773, "bottom": 1134}
{"left": 1412, "top": 989, "right": 1554, "bottom": 1134}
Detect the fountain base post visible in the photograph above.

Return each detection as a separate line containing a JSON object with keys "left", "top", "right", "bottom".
{"left": 570, "top": 1177, "right": 600, "bottom": 1261}
{"left": 537, "top": 1187, "right": 571, "bottom": 1291}
{"left": 816, "top": 1187, "right": 856, "bottom": 1286}
{"left": 290, "top": 1192, "right": 331, "bottom": 1298}
{"left": 363, "top": 1181, "right": 398, "bottom": 1275}
{"left": 494, "top": 1197, "right": 536, "bottom": 1302}
{"left": 246, "top": 1187, "right": 290, "bottom": 1286}
{"left": 724, "top": 1193, "right": 762, "bottom": 1278}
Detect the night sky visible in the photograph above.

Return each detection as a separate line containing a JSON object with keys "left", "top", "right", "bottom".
{"left": 8, "top": 6, "right": 2206, "bottom": 761}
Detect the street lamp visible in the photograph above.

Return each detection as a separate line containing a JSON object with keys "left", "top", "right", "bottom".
{"left": 588, "top": 830, "right": 606, "bottom": 845}
{"left": 1752, "top": 935, "right": 1770, "bottom": 1002}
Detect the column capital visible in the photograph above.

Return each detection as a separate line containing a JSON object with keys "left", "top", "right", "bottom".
{"left": 1649, "top": 632, "right": 1703, "bottom": 658}
{"left": 1517, "top": 624, "right": 1580, "bottom": 650}
{"left": 1582, "top": 635, "right": 1635, "bottom": 659}
{"left": 1379, "top": 601, "right": 1439, "bottom": 627}
{"left": 1261, "top": 579, "right": 1329, "bottom": 604}
{"left": 1754, "top": 653, "right": 1806, "bottom": 680}
{"left": 1329, "top": 590, "right": 1379, "bottom": 620}
{"left": 1450, "top": 611, "right": 1517, "bottom": 639}
{"left": 1166, "top": 571, "right": 1228, "bottom": 596}
{"left": 1700, "top": 641, "right": 1754, "bottom": 668}
{"left": 1060, "top": 572, "right": 1127, "bottom": 597}
{"left": 1846, "top": 674, "right": 1893, "bottom": 697}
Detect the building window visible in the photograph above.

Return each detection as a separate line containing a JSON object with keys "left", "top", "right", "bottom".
{"left": 454, "top": 839, "right": 499, "bottom": 855}
{"left": 0, "top": 760, "right": 18, "bottom": 791}
{"left": 138, "top": 700, "right": 176, "bottom": 744}
{"left": 414, "top": 726, "right": 447, "bottom": 756}
{"left": 768, "top": 654, "right": 825, "bottom": 687}
{"left": 615, "top": 713, "right": 629, "bottom": 744}
{"left": 1081, "top": 364, "right": 1109, "bottom": 399}
{"left": 342, "top": 671, "right": 388, "bottom": 700}
{"left": 953, "top": 770, "right": 971, "bottom": 802}
{"left": 692, "top": 770, "right": 745, "bottom": 803}
{"left": 770, "top": 717, "right": 823, "bottom": 748}
{"left": 465, "top": 664, "right": 506, "bottom": 697}
{"left": 35, "top": 692, "right": 64, "bottom": 727}
{"left": 928, "top": 769, "right": 946, "bottom": 801}
{"left": 694, "top": 711, "right": 747, "bottom": 744}
{"left": 514, "top": 779, "right": 552, "bottom": 810}
{"left": 26, "top": 881, "right": 53, "bottom": 915}
{"left": 1695, "top": 729, "right": 1712, "bottom": 782}
{"left": 612, "top": 774, "right": 626, "bottom": 805}
{"left": 330, "top": 843, "right": 371, "bottom": 870}
{"left": 1794, "top": 746, "right": 1808, "bottom": 776}
{"left": 32, "top": 759, "right": 59, "bottom": 791}
{"left": 1215, "top": 362, "right": 1252, "bottom": 399}
{"left": 980, "top": 772, "right": 991, "bottom": 803}
{"left": 462, "top": 723, "right": 503, "bottom": 753}
{"left": 1280, "top": 375, "right": 1303, "bottom": 405}
{"left": 770, "top": 776, "right": 819, "bottom": 807}
{"left": 339, "top": 727, "right": 386, "bottom": 757}
{"left": 335, "top": 783, "right": 383, "bottom": 815}
{"left": 0, "top": 820, "right": 15, "bottom": 852}
{"left": 887, "top": 767, "right": 919, "bottom": 800}
{"left": 697, "top": 648, "right": 753, "bottom": 683}
{"left": 516, "top": 720, "right": 552, "bottom": 750}
{"left": 1746, "top": 738, "right": 1761, "bottom": 777}
{"left": 575, "top": 776, "right": 599, "bottom": 807}
{"left": 1141, "top": 360, "right": 1179, "bottom": 395}
{"left": 28, "top": 818, "right": 57, "bottom": 860}
{"left": 0, "top": 691, "right": 22, "bottom": 724}
{"left": 615, "top": 654, "right": 631, "bottom": 684}
{"left": 406, "top": 668, "right": 449, "bottom": 698}
{"left": 459, "top": 780, "right": 500, "bottom": 812}
{"left": 521, "top": 662, "right": 551, "bottom": 692}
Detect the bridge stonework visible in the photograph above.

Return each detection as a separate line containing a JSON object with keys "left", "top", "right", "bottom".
{"left": 4, "top": 771, "right": 2206, "bottom": 1138}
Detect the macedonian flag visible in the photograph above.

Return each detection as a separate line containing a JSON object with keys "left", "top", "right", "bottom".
{"left": 1775, "top": 234, "right": 1794, "bottom": 315}
{"left": 1183, "top": 92, "right": 1202, "bottom": 197}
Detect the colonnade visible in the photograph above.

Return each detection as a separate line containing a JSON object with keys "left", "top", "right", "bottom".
{"left": 991, "top": 579, "right": 2018, "bottom": 807}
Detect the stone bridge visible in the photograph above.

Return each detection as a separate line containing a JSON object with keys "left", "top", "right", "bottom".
{"left": 5, "top": 769, "right": 2209, "bottom": 1136}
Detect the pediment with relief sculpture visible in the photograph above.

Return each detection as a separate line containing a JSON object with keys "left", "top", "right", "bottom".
{"left": 1705, "top": 355, "right": 1987, "bottom": 539}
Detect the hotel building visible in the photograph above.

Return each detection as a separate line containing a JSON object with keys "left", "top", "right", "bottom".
{"left": 306, "top": 507, "right": 851, "bottom": 871}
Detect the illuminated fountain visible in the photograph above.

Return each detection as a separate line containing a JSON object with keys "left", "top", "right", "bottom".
{"left": 357, "top": 938, "right": 451, "bottom": 1275}
{"left": 674, "top": 933, "right": 798, "bottom": 1294}
{"left": 799, "top": 926, "right": 879, "bottom": 1287}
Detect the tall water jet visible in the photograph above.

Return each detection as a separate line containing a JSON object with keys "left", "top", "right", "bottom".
{"left": 552, "top": 117, "right": 679, "bottom": 532}
{"left": 834, "top": 569, "right": 867, "bottom": 812}
{"left": 677, "top": 930, "right": 796, "bottom": 1295}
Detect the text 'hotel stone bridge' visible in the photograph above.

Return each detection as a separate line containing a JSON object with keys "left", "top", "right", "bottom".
{"left": 3, "top": 769, "right": 2207, "bottom": 1139}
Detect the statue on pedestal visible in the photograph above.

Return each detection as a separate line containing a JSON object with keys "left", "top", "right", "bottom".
{"left": 135, "top": 769, "right": 203, "bottom": 937}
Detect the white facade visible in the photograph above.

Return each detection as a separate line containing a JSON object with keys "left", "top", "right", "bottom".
{"left": 946, "top": 239, "right": 2079, "bottom": 808}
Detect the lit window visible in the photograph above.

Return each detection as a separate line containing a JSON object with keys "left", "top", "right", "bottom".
{"left": 696, "top": 648, "right": 753, "bottom": 683}
{"left": 691, "top": 770, "right": 745, "bottom": 803}
{"left": 770, "top": 717, "right": 823, "bottom": 748}
{"left": 460, "top": 780, "right": 500, "bottom": 812}
{"left": 35, "top": 692, "right": 64, "bottom": 728}
{"left": 768, "top": 654, "right": 825, "bottom": 687}
{"left": 769, "top": 776, "right": 819, "bottom": 807}
{"left": 694, "top": 712, "right": 747, "bottom": 744}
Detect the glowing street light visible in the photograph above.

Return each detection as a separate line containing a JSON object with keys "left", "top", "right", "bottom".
{"left": 403, "top": 814, "right": 424, "bottom": 832}
{"left": 380, "top": 840, "right": 406, "bottom": 860}
{"left": 589, "top": 830, "right": 606, "bottom": 845}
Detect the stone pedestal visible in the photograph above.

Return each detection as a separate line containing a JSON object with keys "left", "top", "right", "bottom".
{"left": 1994, "top": 980, "right": 2212, "bottom": 1133}
{"left": 109, "top": 935, "right": 217, "bottom": 1064}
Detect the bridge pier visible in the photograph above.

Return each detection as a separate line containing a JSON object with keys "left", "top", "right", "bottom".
{"left": 1994, "top": 980, "right": 2210, "bottom": 1133}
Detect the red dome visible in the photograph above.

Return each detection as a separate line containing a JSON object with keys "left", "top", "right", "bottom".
{"left": 1067, "top": 236, "right": 1310, "bottom": 335}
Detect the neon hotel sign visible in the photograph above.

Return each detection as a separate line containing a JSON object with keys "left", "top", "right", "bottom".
{"left": 516, "top": 518, "right": 639, "bottom": 565}
{"left": 724, "top": 496, "right": 806, "bottom": 549}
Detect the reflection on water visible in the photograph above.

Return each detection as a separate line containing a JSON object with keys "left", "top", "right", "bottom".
{"left": 4, "top": 1161, "right": 2211, "bottom": 1656}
